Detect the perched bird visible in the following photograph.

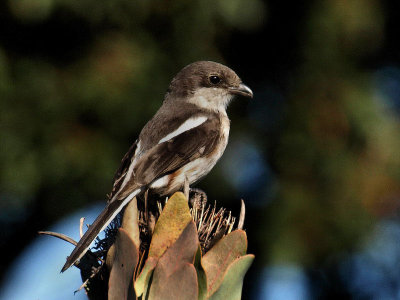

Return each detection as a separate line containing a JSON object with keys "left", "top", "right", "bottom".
{"left": 61, "top": 61, "right": 253, "bottom": 272}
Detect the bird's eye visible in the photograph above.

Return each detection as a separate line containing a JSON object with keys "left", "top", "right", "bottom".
{"left": 209, "top": 75, "right": 221, "bottom": 84}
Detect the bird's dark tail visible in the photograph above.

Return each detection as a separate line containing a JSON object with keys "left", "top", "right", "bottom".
{"left": 61, "top": 189, "right": 140, "bottom": 272}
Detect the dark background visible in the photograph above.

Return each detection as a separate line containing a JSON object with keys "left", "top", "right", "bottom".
{"left": 2, "top": 0, "right": 400, "bottom": 299}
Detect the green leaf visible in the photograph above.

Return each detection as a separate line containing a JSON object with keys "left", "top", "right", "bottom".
{"left": 108, "top": 228, "right": 139, "bottom": 300}
{"left": 149, "top": 192, "right": 192, "bottom": 259}
{"left": 194, "top": 245, "right": 207, "bottom": 300}
{"left": 202, "top": 230, "right": 248, "bottom": 296}
{"left": 148, "top": 221, "right": 199, "bottom": 300}
{"left": 208, "top": 255, "right": 254, "bottom": 300}
{"left": 134, "top": 257, "right": 158, "bottom": 297}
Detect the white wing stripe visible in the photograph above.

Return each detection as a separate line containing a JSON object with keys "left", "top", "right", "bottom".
{"left": 158, "top": 116, "right": 207, "bottom": 144}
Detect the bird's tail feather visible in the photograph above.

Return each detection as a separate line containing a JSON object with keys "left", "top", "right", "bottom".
{"left": 61, "top": 189, "right": 141, "bottom": 272}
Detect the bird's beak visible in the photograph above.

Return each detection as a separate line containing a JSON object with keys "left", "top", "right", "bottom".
{"left": 229, "top": 83, "right": 253, "bottom": 98}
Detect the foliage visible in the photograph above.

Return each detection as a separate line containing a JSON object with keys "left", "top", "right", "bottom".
{"left": 101, "top": 192, "right": 253, "bottom": 300}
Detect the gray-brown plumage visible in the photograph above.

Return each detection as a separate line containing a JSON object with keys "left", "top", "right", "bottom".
{"left": 61, "top": 61, "right": 253, "bottom": 272}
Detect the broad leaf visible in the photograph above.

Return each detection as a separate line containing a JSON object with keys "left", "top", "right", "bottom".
{"left": 209, "top": 255, "right": 254, "bottom": 300}
{"left": 148, "top": 221, "right": 199, "bottom": 300}
{"left": 134, "top": 257, "right": 158, "bottom": 297}
{"left": 108, "top": 228, "right": 139, "bottom": 300}
{"left": 135, "top": 192, "right": 193, "bottom": 297}
{"left": 194, "top": 245, "right": 207, "bottom": 300}
{"left": 122, "top": 197, "right": 140, "bottom": 247}
{"left": 148, "top": 192, "right": 192, "bottom": 259}
{"left": 202, "top": 230, "right": 248, "bottom": 296}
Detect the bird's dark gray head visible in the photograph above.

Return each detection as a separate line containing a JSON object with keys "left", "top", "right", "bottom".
{"left": 165, "top": 61, "right": 253, "bottom": 112}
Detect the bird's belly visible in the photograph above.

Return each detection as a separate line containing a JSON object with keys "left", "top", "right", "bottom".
{"left": 152, "top": 157, "right": 218, "bottom": 195}
{"left": 175, "top": 156, "right": 220, "bottom": 187}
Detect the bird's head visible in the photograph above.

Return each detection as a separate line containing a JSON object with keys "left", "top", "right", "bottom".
{"left": 166, "top": 61, "right": 253, "bottom": 112}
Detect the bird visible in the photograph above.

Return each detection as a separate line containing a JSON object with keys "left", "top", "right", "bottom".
{"left": 61, "top": 61, "right": 253, "bottom": 272}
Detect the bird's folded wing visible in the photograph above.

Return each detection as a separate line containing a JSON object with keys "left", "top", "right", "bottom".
{"left": 115, "top": 116, "right": 221, "bottom": 200}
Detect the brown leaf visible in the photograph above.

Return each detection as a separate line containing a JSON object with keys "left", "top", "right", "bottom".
{"left": 106, "top": 244, "right": 115, "bottom": 271}
{"left": 202, "top": 230, "right": 248, "bottom": 296}
{"left": 148, "top": 220, "right": 199, "bottom": 300}
{"left": 122, "top": 197, "right": 140, "bottom": 247}
{"left": 108, "top": 228, "right": 139, "bottom": 300}
{"left": 148, "top": 192, "right": 192, "bottom": 259}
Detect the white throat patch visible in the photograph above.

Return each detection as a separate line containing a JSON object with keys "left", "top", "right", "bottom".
{"left": 188, "top": 87, "right": 232, "bottom": 113}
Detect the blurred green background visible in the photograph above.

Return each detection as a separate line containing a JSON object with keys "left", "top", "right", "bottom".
{"left": 1, "top": 0, "right": 400, "bottom": 299}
